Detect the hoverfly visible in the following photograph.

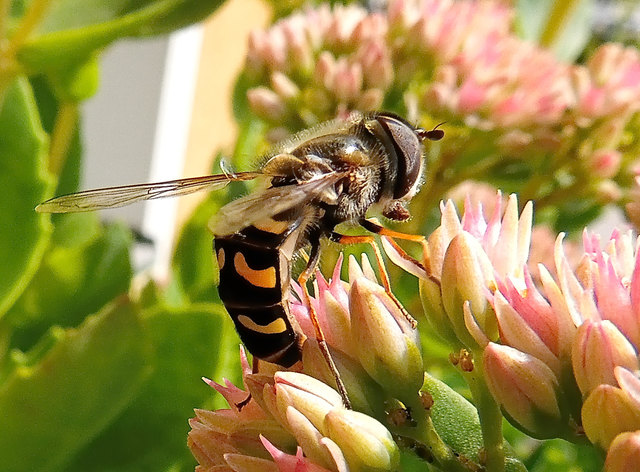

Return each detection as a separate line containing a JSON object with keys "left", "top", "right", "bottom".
{"left": 37, "top": 111, "right": 444, "bottom": 408}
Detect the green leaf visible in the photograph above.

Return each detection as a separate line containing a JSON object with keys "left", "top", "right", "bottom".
{"left": 0, "top": 78, "right": 51, "bottom": 318}
{"left": 172, "top": 121, "right": 267, "bottom": 303}
{"left": 172, "top": 193, "right": 226, "bottom": 303}
{"left": 6, "top": 216, "right": 132, "bottom": 351}
{"left": 30, "top": 75, "right": 84, "bottom": 196}
{"left": 18, "top": 0, "right": 226, "bottom": 76}
{"left": 66, "top": 303, "right": 241, "bottom": 472}
{"left": 0, "top": 298, "right": 153, "bottom": 472}
{"left": 554, "top": 197, "right": 603, "bottom": 233}
{"left": 515, "top": 0, "right": 595, "bottom": 62}
{"left": 423, "top": 374, "right": 527, "bottom": 472}
{"left": 526, "top": 439, "right": 603, "bottom": 472}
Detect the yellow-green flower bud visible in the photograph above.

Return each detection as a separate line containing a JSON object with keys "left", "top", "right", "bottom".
{"left": 324, "top": 409, "right": 400, "bottom": 472}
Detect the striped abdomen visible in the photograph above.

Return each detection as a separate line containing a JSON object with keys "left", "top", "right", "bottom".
{"left": 214, "top": 224, "right": 302, "bottom": 367}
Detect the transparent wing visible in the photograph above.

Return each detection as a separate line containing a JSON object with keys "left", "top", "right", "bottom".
{"left": 211, "top": 172, "right": 345, "bottom": 236}
{"left": 36, "top": 172, "right": 262, "bottom": 213}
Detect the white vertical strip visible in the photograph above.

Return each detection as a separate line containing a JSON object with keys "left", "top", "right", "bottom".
{"left": 141, "top": 24, "right": 204, "bottom": 281}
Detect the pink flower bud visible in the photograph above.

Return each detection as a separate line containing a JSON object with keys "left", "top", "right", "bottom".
{"left": 247, "top": 87, "right": 286, "bottom": 121}
{"left": 587, "top": 149, "right": 622, "bottom": 179}
{"left": 419, "top": 276, "right": 460, "bottom": 346}
{"left": 582, "top": 384, "right": 640, "bottom": 449}
{"left": 483, "top": 343, "right": 563, "bottom": 437}
{"left": 357, "top": 41, "right": 393, "bottom": 89}
{"left": 332, "top": 60, "right": 363, "bottom": 102}
{"left": 441, "top": 232, "right": 496, "bottom": 344}
{"left": 605, "top": 431, "right": 640, "bottom": 472}
{"left": 271, "top": 72, "right": 300, "bottom": 100}
{"left": 349, "top": 274, "right": 424, "bottom": 399}
{"left": 323, "top": 409, "right": 400, "bottom": 471}
{"left": 274, "top": 371, "right": 345, "bottom": 427}
{"left": 314, "top": 51, "right": 336, "bottom": 90}
{"left": 571, "top": 320, "right": 639, "bottom": 397}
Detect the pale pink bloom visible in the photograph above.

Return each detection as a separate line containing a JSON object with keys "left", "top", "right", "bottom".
{"left": 575, "top": 43, "right": 640, "bottom": 119}
{"left": 187, "top": 348, "right": 395, "bottom": 472}
{"left": 245, "top": 4, "right": 390, "bottom": 124}
{"left": 387, "top": 192, "right": 533, "bottom": 347}
{"left": 488, "top": 226, "right": 640, "bottom": 444}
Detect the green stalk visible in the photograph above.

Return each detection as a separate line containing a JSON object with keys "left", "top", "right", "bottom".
{"left": 0, "top": 0, "right": 10, "bottom": 41}
{"left": 396, "top": 394, "right": 470, "bottom": 472}
{"left": 0, "top": 0, "right": 13, "bottom": 109}
{"left": 538, "top": 0, "right": 581, "bottom": 49}
{"left": 464, "top": 353, "right": 505, "bottom": 472}
{"left": 48, "top": 101, "right": 78, "bottom": 176}
{"left": 4, "top": 0, "right": 53, "bottom": 56}
{"left": 0, "top": 0, "right": 53, "bottom": 109}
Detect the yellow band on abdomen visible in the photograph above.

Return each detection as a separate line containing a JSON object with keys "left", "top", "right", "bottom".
{"left": 233, "top": 252, "right": 277, "bottom": 288}
{"left": 237, "top": 314, "right": 287, "bottom": 334}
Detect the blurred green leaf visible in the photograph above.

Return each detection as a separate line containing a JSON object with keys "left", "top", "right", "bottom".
{"left": 30, "top": 75, "right": 84, "bottom": 196}
{"left": 0, "top": 78, "right": 51, "bottom": 317}
{"left": 172, "top": 115, "right": 268, "bottom": 303}
{"left": 515, "top": 0, "right": 595, "bottom": 62}
{"left": 66, "top": 303, "right": 241, "bottom": 472}
{"left": 50, "top": 55, "right": 101, "bottom": 102}
{"left": 6, "top": 215, "right": 132, "bottom": 351}
{"left": 527, "top": 439, "right": 603, "bottom": 472}
{"left": 0, "top": 298, "right": 153, "bottom": 472}
{"left": 554, "top": 197, "right": 603, "bottom": 233}
{"left": 172, "top": 193, "right": 227, "bottom": 304}
{"left": 423, "top": 374, "right": 527, "bottom": 472}
{"left": 18, "top": 0, "right": 226, "bottom": 77}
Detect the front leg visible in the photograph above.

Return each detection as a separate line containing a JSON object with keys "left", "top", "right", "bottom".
{"left": 329, "top": 230, "right": 417, "bottom": 329}
{"left": 299, "top": 234, "right": 351, "bottom": 409}
{"left": 359, "top": 218, "right": 429, "bottom": 275}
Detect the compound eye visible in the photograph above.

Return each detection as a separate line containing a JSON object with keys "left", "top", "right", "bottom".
{"left": 379, "top": 116, "right": 423, "bottom": 199}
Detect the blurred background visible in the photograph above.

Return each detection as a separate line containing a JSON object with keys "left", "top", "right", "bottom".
{"left": 3, "top": 0, "right": 640, "bottom": 471}
{"left": 83, "top": 0, "right": 269, "bottom": 278}
{"left": 84, "top": 0, "right": 640, "bottom": 278}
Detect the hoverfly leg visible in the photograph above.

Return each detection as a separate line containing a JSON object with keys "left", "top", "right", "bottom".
{"left": 299, "top": 236, "right": 352, "bottom": 409}
{"left": 359, "top": 218, "right": 429, "bottom": 260}
{"left": 235, "top": 356, "right": 260, "bottom": 411}
{"left": 235, "top": 393, "right": 252, "bottom": 411}
{"left": 359, "top": 218, "right": 430, "bottom": 280}
{"left": 330, "top": 230, "right": 418, "bottom": 329}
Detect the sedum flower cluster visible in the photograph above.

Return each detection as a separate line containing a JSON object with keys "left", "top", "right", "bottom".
{"left": 189, "top": 256, "right": 423, "bottom": 471}
{"left": 188, "top": 354, "right": 399, "bottom": 472}
{"left": 405, "top": 192, "right": 640, "bottom": 468}
{"left": 189, "top": 191, "right": 640, "bottom": 470}
{"left": 189, "top": 1, "right": 640, "bottom": 469}
{"left": 243, "top": 0, "right": 640, "bottom": 226}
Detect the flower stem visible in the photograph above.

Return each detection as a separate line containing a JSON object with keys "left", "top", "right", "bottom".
{"left": 464, "top": 354, "right": 505, "bottom": 472}
{"left": 4, "top": 0, "right": 53, "bottom": 56}
{"left": 49, "top": 101, "right": 78, "bottom": 176}
{"left": 397, "top": 395, "right": 470, "bottom": 472}
{"left": 0, "top": 0, "right": 12, "bottom": 108}
{"left": 538, "top": 0, "right": 580, "bottom": 49}
{"left": 0, "top": 0, "right": 10, "bottom": 42}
